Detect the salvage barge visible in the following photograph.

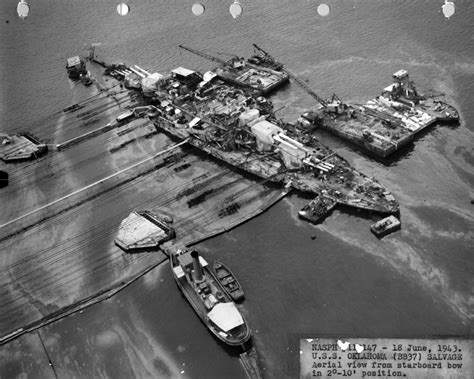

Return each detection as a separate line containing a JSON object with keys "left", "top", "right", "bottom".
{"left": 365, "top": 70, "right": 459, "bottom": 132}
{"left": 178, "top": 45, "right": 289, "bottom": 96}
{"left": 299, "top": 70, "right": 459, "bottom": 158}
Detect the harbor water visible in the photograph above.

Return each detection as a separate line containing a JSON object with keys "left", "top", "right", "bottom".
{"left": 1, "top": 1, "right": 473, "bottom": 377}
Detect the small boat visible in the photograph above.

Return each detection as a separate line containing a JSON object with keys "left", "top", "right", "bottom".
{"left": 213, "top": 261, "right": 245, "bottom": 302}
{"left": 66, "top": 56, "right": 87, "bottom": 79}
{"left": 170, "top": 249, "right": 251, "bottom": 346}
{"left": 80, "top": 72, "right": 93, "bottom": 86}
{"left": 298, "top": 193, "right": 337, "bottom": 224}
{"left": 370, "top": 215, "right": 401, "bottom": 238}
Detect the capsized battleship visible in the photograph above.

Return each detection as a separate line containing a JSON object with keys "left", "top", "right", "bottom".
{"left": 146, "top": 67, "right": 398, "bottom": 214}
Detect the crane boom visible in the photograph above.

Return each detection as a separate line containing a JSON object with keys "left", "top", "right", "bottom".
{"left": 252, "top": 44, "right": 327, "bottom": 108}
{"left": 178, "top": 45, "right": 228, "bottom": 66}
{"left": 284, "top": 71, "right": 328, "bottom": 108}
{"left": 252, "top": 43, "right": 271, "bottom": 58}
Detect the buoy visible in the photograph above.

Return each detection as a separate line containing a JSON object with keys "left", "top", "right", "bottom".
{"left": 117, "top": 3, "right": 130, "bottom": 16}
{"left": 192, "top": 3, "right": 205, "bottom": 16}
{"left": 229, "top": 1, "right": 243, "bottom": 19}
{"left": 442, "top": 1, "right": 455, "bottom": 19}
{"left": 317, "top": 3, "right": 330, "bottom": 17}
{"left": 17, "top": 0, "right": 30, "bottom": 19}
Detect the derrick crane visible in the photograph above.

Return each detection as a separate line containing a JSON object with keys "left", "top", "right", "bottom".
{"left": 285, "top": 71, "right": 328, "bottom": 108}
{"left": 251, "top": 43, "right": 284, "bottom": 70}
{"left": 252, "top": 43, "right": 328, "bottom": 108}
{"left": 178, "top": 45, "right": 229, "bottom": 67}
{"left": 252, "top": 43, "right": 272, "bottom": 60}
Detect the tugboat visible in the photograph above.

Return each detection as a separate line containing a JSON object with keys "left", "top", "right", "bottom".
{"left": 213, "top": 261, "right": 245, "bottom": 302}
{"left": 170, "top": 249, "right": 251, "bottom": 346}
{"left": 299, "top": 192, "right": 337, "bottom": 224}
{"left": 370, "top": 215, "right": 401, "bottom": 238}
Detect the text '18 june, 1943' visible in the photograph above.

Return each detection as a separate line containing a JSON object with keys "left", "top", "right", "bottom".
{"left": 299, "top": 338, "right": 473, "bottom": 378}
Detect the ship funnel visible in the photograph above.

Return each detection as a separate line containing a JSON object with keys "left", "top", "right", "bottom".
{"left": 191, "top": 250, "right": 204, "bottom": 282}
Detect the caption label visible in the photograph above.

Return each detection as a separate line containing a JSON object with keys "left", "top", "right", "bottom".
{"left": 300, "top": 338, "right": 473, "bottom": 378}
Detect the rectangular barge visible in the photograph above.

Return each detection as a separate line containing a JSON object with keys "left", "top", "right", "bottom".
{"left": 300, "top": 108, "right": 414, "bottom": 158}
{"left": 299, "top": 70, "right": 459, "bottom": 158}
{"left": 215, "top": 62, "right": 289, "bottom": 96}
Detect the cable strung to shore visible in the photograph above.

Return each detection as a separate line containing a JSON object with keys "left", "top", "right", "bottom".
{"left": 36, "top": 331, "right": 59, "bottom": 379}
{"left": 0, "top": 152, "right": 274, "bottom": 279}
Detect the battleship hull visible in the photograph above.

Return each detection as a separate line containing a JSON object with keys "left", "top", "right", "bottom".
{"left": 153, "top": 116, "right": 399, "bottom": 214}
